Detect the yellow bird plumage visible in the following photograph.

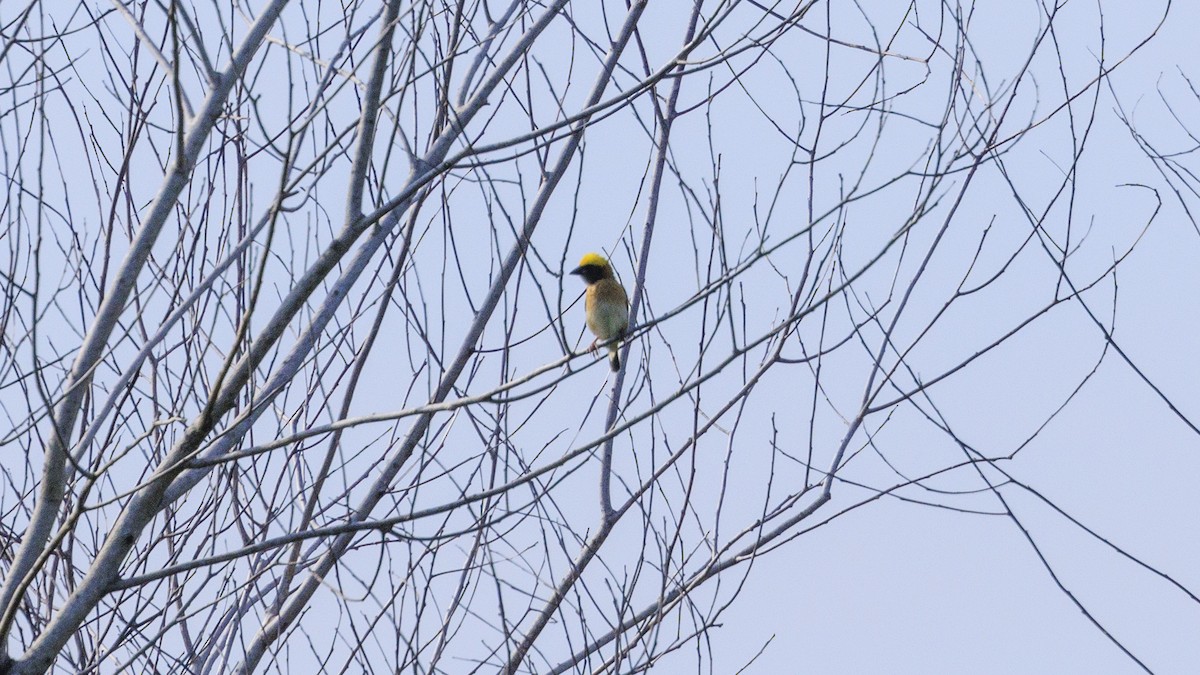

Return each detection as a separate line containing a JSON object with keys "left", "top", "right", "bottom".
{"left": 570, "top": 252, "right": 629, "bottom": 371}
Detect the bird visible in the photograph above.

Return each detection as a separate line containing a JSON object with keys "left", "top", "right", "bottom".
{"left": 570, "top": 252, "right": 629, "bottom": 372}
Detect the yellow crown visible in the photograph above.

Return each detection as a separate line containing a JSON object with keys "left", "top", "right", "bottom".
{"left": 577, "top": 252, "right": 609, "bottom": 268}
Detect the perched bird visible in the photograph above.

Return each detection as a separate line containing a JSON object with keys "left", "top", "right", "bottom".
{"left": 570, "top": 252, "right": 629, "bottom": 371}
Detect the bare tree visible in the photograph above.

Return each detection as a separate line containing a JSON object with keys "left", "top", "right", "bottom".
{"left": 0, "top": 1, "right": 1193, "bottom": 673}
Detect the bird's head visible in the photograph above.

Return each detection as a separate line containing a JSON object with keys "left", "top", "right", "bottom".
{"left": 569, "top": 252, "right": 613, "bottom": 284}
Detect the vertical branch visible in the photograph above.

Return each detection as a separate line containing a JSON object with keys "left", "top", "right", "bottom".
{"left": 345, "top": 0, "right": 403, "bottom": 224}
{"left": 599, "top": 0, "right": 705, "bottom": 519}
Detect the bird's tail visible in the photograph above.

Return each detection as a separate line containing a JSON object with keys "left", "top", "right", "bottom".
{"left": 608, "top": 342, "right": 621, "bottom": 372}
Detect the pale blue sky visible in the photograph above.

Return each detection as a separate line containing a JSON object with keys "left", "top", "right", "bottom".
{"left": 1, "top": 1, "right": 1197, "bottom": 672}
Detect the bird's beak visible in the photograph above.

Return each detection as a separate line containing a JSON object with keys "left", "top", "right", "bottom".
{"left": 569, "top": 266, "right": 584, "bottom": 276}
